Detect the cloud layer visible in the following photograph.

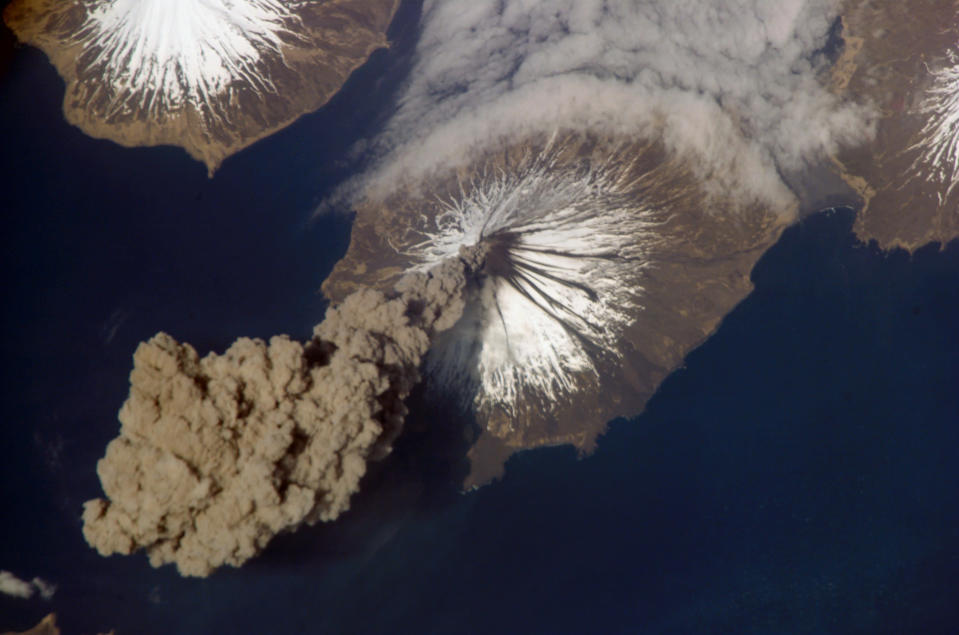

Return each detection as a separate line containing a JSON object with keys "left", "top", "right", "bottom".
{"left": 0, "top": 571, "right": 55, "bottom": 600}
{"left": 356, "top": 0, "right": 873, "bottom": 211}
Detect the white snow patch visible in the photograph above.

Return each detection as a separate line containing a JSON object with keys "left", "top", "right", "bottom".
{"left": 74, "top": 0, "right": 301, "bottom": 117}
{"left": 414, "top": 137, "right": 659, "bottom": 417}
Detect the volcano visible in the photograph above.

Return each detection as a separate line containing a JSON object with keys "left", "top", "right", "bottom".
{"left": 3, "top": 0, "right": 399, "bottom": 174}
{"left": 324, "top": 131, "right": 792, "bottom": 486}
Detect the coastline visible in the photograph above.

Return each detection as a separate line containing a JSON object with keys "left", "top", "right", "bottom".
{"left": 3, "top": 0, "right": 402, "bottom": 176}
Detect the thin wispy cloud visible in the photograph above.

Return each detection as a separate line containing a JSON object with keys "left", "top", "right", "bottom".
{"left": 0, "top": 570, "right": 56, "bottom": 600}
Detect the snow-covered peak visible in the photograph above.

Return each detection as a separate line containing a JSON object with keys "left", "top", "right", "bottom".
{"left": 75, "top": 0, "right": 299, "bottom": 117}
{"left": 410, "top": 137, "right": 659, "bottom": 424}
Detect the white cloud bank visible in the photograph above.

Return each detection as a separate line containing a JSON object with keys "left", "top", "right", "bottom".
{"left": 353, "top": 0, "right": 874, "bottom": 211}
{"left": 0, "top": 570, "right": 56, "bottom": 600}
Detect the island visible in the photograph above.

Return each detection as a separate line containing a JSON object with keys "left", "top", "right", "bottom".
{"left": 324, "top": 131, "right": 793, "bottom": 488}
{"left": 326, "top": 2, "right": 959, "bottom": 487}
{"left": 3, "top": 0, "right": 400, "bottom": 175}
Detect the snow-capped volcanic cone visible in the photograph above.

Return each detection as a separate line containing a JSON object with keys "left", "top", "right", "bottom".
{"left": 831, "top": 0, "right": 959, "bottom": 250}
{"left": 3, "top": 0, "right": 399, "bottom": 175}
{"left": 324, "top": 131, "right": 792, "bottom": 487}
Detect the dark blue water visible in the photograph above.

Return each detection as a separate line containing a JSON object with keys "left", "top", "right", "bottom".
{"left": 2, "top": 4, "right": 959, "bottom": 633}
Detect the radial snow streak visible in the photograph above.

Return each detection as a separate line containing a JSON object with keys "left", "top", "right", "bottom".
{"left": 912, "top": 45, "right": 959, "bottom": 202}
{"left": 410, "top": 138, "right": 661, "bottom": 424}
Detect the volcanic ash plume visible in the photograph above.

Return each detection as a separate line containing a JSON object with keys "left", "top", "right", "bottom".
{"left": 82, "top": 250, "right": 484, "bottom": 577}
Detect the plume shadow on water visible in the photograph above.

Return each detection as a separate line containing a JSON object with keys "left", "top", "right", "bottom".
{"left": 247, "top": 383, "right": 479, "bottom": 570}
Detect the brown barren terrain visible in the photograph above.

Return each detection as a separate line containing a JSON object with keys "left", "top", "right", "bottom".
{"left": 832, "top": 0, "right": 959, "bottom": 250}
{"left": 3, "top": 0, "right": 399, "bottom": 175}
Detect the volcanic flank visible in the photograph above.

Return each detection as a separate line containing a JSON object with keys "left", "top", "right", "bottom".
{"left": 831, "top": 0, "right": 959, "bottom": 250}
{"left": 324, "top": 131, "right": 793, "bottom": 487}
{"left": 2, "top": 0, "right": 399, "bottom": 175}
{"left": 81, "top": 249, "right": 484, "bottom": 577}
{"left": 317, "top": 0, "right": 885, "bottom": 485}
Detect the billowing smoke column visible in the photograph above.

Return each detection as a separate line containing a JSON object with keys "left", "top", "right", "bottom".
{"left": 82, "top": 249, "right": 484, "bottom": 577}
{"left": 911, "top": 45, "right": 959, "bottom": 202}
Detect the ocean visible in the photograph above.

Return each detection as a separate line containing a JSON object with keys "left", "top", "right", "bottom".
{"left": 1, "top": 4, "right": 958, "bottom": 633}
